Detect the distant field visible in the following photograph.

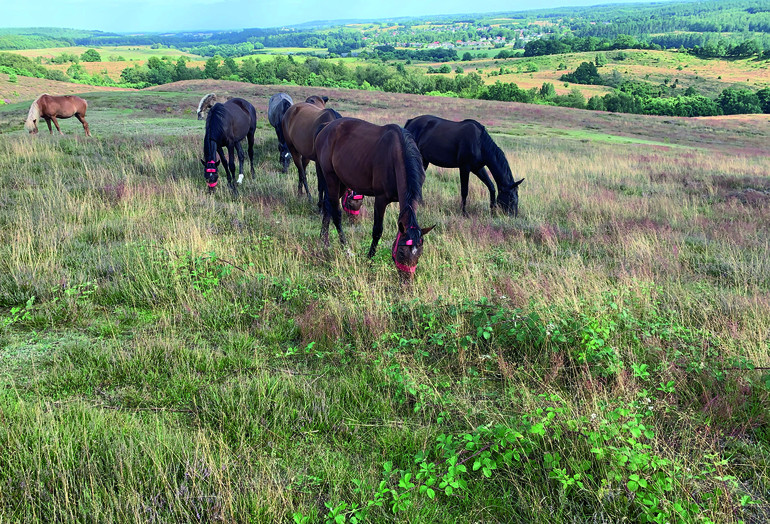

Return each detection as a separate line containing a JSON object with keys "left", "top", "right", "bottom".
{"left": 414, "top": 49, "right": 770, "bottom": 97}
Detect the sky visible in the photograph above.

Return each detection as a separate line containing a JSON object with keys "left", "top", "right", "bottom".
{"left": 1, "top": 0, "right": 652, "bottom": 33}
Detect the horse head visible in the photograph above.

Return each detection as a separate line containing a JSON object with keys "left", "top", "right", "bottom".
{"left": 392, "top": 214, "right": 435, "bottom": 281}
{"left": 200, "top": 158, "right": 221, "bottom": 191}
{"left": 197, "top": 93, "right": 218, "bottom": 120}
{"left": 497, "top": 178, "right": 525, "bottom": 217}
{"left": 279, "top": 142, "right": 292, "bottom": 172}
{"left": 342, "top": 189, "right": 364, "bottom": 219}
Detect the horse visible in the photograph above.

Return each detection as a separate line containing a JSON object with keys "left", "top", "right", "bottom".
{"left": 25, "top": 94, "right": 90, "bottom": 136}
{"left": 267, "top": 92, "right": 294, "bottom": 172}
{"left": 314, "top": 117, "right": 434, "bottom": 279}
{"left": 281, "top": 95, "right": 342, "bottom": 209}
{"left": 197, "top": 93, "right": 230, "bottom": 120}
{"left": 404, "top": 115, "right": 524, "bottom": 216}
{"left": 200, "top": 98, "right": 257, "bottom": 196}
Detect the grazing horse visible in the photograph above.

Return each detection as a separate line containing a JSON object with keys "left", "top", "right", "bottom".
{"left": 197, "top": 93, "right": 230, "bottom": 120}
{"left": 314, "top": 117, "right": 434, "bottom": 280}
{"left": 25, "top": 94, "right": 90, "bottom": 136}
{"left": 281, "top": 95, "right": 341, "bottom": 209}
{"left": 267, "top": 92, "right": 294, "bottom": 172}
{"left": 404, "top": 115, "right": 524, "bottom": 216}
{"left": 200, "top": 98, "right": 257, "bottom": 196}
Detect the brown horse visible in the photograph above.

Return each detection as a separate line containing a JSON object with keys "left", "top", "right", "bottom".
{"left": 314, "top": 117, "right": 434, "bottom": 280}
{"left": 281, "top": 95, "right": 341, "bottom": 209}
{"left": 25, "top": 94, "right": 91, "bottom": 136}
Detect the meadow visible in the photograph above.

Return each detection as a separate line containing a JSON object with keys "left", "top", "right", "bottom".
{"left": 0, "top": 79, "right": 769, "bottom": 523}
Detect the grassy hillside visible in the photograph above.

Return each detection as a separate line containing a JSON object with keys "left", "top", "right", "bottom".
{"left": 415, "top": 49, "right": 770, "bottom": 97}
{"left": 0, "top": 80, "right": 769, "bottom": 523}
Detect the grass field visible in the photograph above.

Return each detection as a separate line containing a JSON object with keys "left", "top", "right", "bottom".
{"left": 0, "top": 79, "right": 769, "bottom": 523}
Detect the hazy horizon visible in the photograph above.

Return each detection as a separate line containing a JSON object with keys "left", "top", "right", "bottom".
{"left": 1, "top": 0, "right": 657, "bottom": 33}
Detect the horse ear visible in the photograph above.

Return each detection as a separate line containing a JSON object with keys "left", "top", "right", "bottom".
{"left": 514, "top": 178, "right": 525, "bottom": 186}
{"left": 200, "top": 159, "right": 206, "bottom": 167}
{"left": 215, "top": 160, "right": 221, "bottom": 167}
{"left": 398, "top": 221, "right": 406, "bottom": 234}
{"left": 421, "top": 225, "right": 436, "bottom": 236}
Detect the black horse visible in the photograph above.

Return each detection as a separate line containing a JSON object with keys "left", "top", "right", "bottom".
{"left": 267, "top": 92, "right": 293, "bottom": 172}
{"left": 404, "top": 115, "right": 524, "bottom": 216}
{"left": 314, "top": 117, "right": 434, "bottom": 280}
{"left": 200, "top": 98, "right": 257, "bottom": 196}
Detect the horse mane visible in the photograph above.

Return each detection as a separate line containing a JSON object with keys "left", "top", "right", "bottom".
{"left": 399, "top": 127, "right": 424, "bottom": 210}
{"left": 203, "top": 103, "right": 227, "bottom": 159}
{"left": 477, "top": 123, "right": 515, "bottom": 191}
{"left": 25, "top": 93, "right": 47, "bottom": 131}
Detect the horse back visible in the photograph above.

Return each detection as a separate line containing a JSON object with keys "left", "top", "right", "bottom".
{"left": 408, "top": 115, "right": 482, "bottom": 168}
{"left": 283, "top": 102, "right": 332, "bottom": 158}
{"left": 316, "top": 118, "right": 403, "bottom": 199}
{"left": 40, "top": 94, "right": 87, "bottom": 118}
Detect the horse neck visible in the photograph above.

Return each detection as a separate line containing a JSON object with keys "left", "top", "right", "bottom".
{"left": 480, "top": 130, "right": 515, "bottom": 191}
{"left": 397, "top": 126, "right": 424, "bottom": 210}
{"left": 203, "top": 130, "right": 218, "bottom": 161}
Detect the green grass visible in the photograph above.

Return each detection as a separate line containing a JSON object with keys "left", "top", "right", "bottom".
{"left": 1, "top": 85, "right": 769, "bottom": 523}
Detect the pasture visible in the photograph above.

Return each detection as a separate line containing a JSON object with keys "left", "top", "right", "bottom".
{"left": 416, "top": 49, "right": 770, "bottom": 97}
{"left": 0, "top": 80, "right": 769, "bottom": 522}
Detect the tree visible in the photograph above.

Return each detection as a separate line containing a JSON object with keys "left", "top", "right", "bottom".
{"left": 757, "top": 88, "right": 770, "bottom": 114}
{"left": 718, "top": 88, "right": 762, "bottom": 115}
{"left": 595, "top": 52, "right": 607, "bottom": 67}
{"left": 462, "top": 52, "right": 473, "bottom": 61}
{"left": 560, "top": 61, "right": 602, "bottom": 85}
{"left": 204, "top": 56, "right": 222, "bottom": 79}
{"left": 81, "top": 49, "right": 101, "bottom": 62}
{"left": 539, "top": 82, "right": 556, "bottom": 99}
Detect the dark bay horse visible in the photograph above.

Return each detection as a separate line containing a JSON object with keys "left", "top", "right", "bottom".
{"left": 267, "top": 92, "right": 294, "bottom": 172}
{"left": 314, "top": 117, "right": 434, "bottom": 279}
{"left": 25, "top": 94, "right": 90, "bottom": 136}
{"left": 200, "top": 98, "right": 257, "bottom": 196}
{"left": 281, "top": 95, "right": 341, "bottom": 209}
{"left": 404, "top": 115, "right": 524, "bottom": 216}
{"left": 197, "top": 93, "right": 230, "bottom": 120}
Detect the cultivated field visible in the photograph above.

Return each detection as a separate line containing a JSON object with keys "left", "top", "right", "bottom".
{"left": 0, "top": 79, "right": 769, "bottom": 522}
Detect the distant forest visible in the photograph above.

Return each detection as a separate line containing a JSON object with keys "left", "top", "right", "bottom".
{"left": 1, "top": 0, "right": 769, "bottom": 57}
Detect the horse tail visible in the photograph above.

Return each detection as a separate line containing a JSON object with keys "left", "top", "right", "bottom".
{"left": 398, "top": 126, "right": 424, "bottom": 206}
{"left": 25, "top": 94, "right": 45, "bottom": 131}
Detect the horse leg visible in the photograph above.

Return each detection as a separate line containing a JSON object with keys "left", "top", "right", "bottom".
{"left": 227, "top": 144, "right": 239, "bottom": 195}
{"left": 44, "top": 117, "right": 53, "bottom": 135}
{"left": 247, "top": 131, "right": 255, "bottom": 180}
{"left": 367, "top": 196, "right": 389, "bottom": 258}
{"left": 327, "top": 180, "right": 347, "bottom": 248}
{"left": 75, "top": 113, "right": 90, "bottom": 137}
{"left": 315, "top": 164, "right": 326, "bottom": 213}
{"left": 218, "top": 146, "right": 236, "bottom": 196}
{"left": 234, "top": 141, "right": 246, "bottom": 184}
{"left": 473, "top": 166, "right": 497, "bottom": 213}
{"left": 320, "top": 172, "right": 339, "bottom": 249}
{"left": 460, "top": 168, "right": 471, "bottom": 216}
{"left": 50, "top": 116, "right": 63, "bottom": 135}
{"left": 300, "top": 158, "right": 312, "bottom": 203}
